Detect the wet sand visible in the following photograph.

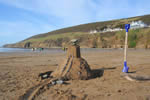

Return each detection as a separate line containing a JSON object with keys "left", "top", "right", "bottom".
{"left": 0, "top": 49, "right": 150, "bottom": 100}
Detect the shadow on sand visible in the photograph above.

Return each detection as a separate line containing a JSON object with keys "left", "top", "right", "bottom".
{"left": 38, "top": 67, "right": 117, "bottom": 80}
{"left": 90, "top": 68, "right": 104, "bottom": 79}
{"left": 90, "top": 66, "right": 117, "bottom": 79}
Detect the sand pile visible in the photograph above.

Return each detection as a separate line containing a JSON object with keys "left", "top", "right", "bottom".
{"left": 51, "top": 45, "right": 92, "bottom": 80}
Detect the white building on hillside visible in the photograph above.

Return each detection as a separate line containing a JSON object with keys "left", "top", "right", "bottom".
{"left": 100, "top": 28, "right": 123, "bottom": 33}
{"left": 89, "top": 27, "right": 123, "bottom": 34}
{"left": 89, "top": 30, "right": 98, "bottom": 34}
{"left": 130, "top": 20, "right": 147, "bottom": 29}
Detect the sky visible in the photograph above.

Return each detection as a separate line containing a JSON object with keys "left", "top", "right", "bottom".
{"left": 0, "top": 0, "right": 150, "bottom": 46}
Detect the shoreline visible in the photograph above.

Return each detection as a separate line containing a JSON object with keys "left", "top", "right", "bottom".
{"left": 0, "top": 47, "right": 150, "bottom": 53}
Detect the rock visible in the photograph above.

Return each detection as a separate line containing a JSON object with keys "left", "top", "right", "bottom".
{"left": 107, "top": 94, "right": 111, "bottom": 96}
{"left": 117, "top": 89, "right": 121, "bottom": 92}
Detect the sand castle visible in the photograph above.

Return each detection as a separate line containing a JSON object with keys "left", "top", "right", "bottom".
{"left": 51, "top": 39, "right": 92, "bottom": 80}
{"left": 20, "top": 40, "right": 102, "bottom": 100}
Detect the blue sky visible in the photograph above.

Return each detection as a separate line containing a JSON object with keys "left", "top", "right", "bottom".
{"left": 0, "top": 0, "right": 150, "bottom": 46}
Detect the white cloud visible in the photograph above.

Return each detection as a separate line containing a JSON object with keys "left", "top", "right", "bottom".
{"left": 1, "top": 0, "right": 150, "bottom": 24}
{"left": 0, "top": 0, "right": 93, "bottom": 26}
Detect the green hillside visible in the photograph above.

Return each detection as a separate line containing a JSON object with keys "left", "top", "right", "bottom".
{"left": 4, "top": 14, "right": 150, "bottom": 48}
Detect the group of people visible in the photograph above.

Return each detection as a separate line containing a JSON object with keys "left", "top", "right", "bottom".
{"left": 31, "top": 47, "right": 67, "bottom": 52}
{"left": 62, "top": 47, "right": 68, "bottom": 51}
{"left": 32, "top": 48, "right": 44, "bottom": 52}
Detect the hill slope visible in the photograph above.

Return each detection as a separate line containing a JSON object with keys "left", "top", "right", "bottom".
{"left": 4, "top": 14, "right": 150, "bottom": 48}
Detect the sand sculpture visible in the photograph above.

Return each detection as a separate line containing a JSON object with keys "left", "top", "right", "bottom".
{"left": 51, "top": 39, "right": 92, "bottom": 80}
{"left": 20, "top": 40, "right": 95, "bottom": 100}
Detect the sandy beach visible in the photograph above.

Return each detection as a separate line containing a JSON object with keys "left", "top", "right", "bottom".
{"left": 0, "top": 49, "right": 150, "bottom": 100}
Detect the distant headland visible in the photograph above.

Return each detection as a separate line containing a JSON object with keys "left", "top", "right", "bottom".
{"left": 4, "top": 14, "right": 150, "bottom": 49}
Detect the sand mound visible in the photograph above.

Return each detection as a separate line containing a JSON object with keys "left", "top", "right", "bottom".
{"left": 51, "top": 45, "right": 92, "bottom": 80}
{"left": 51, "top": 57, "right": 92, "bottom": 80}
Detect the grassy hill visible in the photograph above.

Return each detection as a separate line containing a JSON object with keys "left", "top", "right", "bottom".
{"left": 4, "top": 14, "right": 150, "bottom": 48}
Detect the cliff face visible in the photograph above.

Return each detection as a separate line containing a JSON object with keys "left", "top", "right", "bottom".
{"left": 3, "top": 14, "right": 150, "bottom": 49}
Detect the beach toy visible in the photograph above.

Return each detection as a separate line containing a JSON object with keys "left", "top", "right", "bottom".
{"left": 122, "top": 24, "right": 130, "bottom": 73}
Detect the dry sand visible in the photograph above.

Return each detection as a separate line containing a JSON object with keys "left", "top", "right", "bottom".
{"left": 0, "top": 49, "right": 150, "bottom": 100}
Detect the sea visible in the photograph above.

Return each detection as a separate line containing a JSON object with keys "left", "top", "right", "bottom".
{"left": 0, "top": 47, "right": 126, "bottom": 53}
{"left": 0, "top": 48, "right": 64, "bottom": 53}
{"left": 0, "top": 48, "right": 32, "bottom": 52}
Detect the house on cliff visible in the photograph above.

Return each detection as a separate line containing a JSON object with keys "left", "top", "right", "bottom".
{"left": 130, "top": 20, "right": 147, "bottom": 29}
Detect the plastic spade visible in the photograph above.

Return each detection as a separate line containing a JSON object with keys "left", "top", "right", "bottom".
{"left": 122, "top": 24, "right": 130, "bottom": 73}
